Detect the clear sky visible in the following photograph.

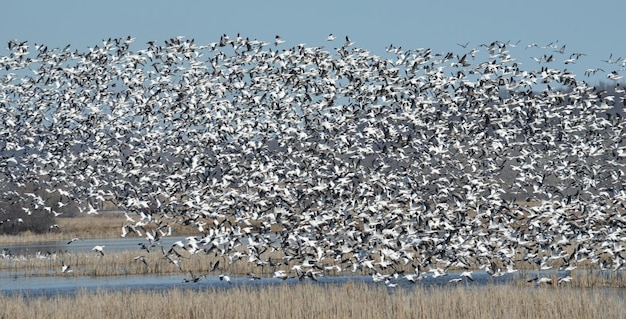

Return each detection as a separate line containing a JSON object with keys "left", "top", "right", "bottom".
{"left": 1, "top": 0, "right": 625, "bottom": 83}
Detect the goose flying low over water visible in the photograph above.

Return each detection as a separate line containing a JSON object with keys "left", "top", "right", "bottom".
{"left": 134, "top": 255, "right": 148, "bottom": 266}
{"left": 460, "top": 271, "right": 474, "bottom": 281}
{"left": 183, "top": 271, "right": 204, "bottom": 283}
{"left": 92, "top": 245, "right": 105, "bottom": 256}
{"left": 528, "top": 276, "right": 553, "bottom": 285}
{"left": 61, "top": 261, "right": 73, "bottom": 273}
{"left": 219, "top": 273, "right": 231, "bottom": 284}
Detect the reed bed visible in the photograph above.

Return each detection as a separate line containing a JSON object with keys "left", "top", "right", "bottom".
{"left": 0, "top": 215, "right": 121, "bottom": 244}
{"left": 2, "top": 250, "right": 626, "bottom": 290}
{"left": 0, "top": 250, "right": 224, "bottom": 278}
{"left": 0, "top": 214, "right": 197, "bottom": 245}
{"left": 0, "top": 282, "right": 624, "bottom": 319}
{"left": 0, "top": 248, "right": 312, "bottom": 278}
{"left": 2, "top": 240, "right": 626, "bottom": 289}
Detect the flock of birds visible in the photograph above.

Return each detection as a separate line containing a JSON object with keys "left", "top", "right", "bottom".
{"left": 0, "top": 34, "right": 625, "bottom": 287}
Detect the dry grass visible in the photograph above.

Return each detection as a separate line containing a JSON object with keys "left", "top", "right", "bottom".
{"left": 0, "top": 282, "right": 624, "bottom": 319}
{"left": 0, "top": 213, "right": 197, "bottom": 245}
{"left": 0, "top": 246, "right": 309, "bottom": 278}
{"left": 0, "top": 215, "right": 118, "bottom": 244}
{"left": 1, "top": 250, "right": 235, "bottom": 277}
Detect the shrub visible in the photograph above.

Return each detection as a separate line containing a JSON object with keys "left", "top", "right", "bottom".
{"left": 0, "top": 206, "right": 57, "bottom": 235}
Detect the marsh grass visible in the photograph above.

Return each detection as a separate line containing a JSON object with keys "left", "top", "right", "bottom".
{"left": 0, "top": 247, "right": 309, "bottom": 278}
{"left": 0, "top": 250, "right": 219, "bottom": 277}
{"left": 0, "top": 282, "right": 624, "bottom": 319}
{"left": 2, "top": 249, "right": 626, "bottom": 291}
{"left": 0, "top": 213, "right": 197, "bottom": 244}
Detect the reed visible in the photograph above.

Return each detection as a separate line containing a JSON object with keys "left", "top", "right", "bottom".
{"left": 0, "top": 282, "right": 624, "bottom": 319}
{"left": 0, "top": 250, "right": 218, "bottom": 277}
{"left": 2, "top": 252, "right": 626, "bottom": 290}
{"left": 0, "top": 214, "right": 197, "bottom": 245}
{"left": 2, "top": 243, "right": 626, "bottom": 289}
{"left": 0, "top": 248, "right": 316, "bottom": 278}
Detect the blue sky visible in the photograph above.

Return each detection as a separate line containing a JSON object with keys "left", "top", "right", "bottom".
{"left": 1, "top": 0, "right": 625, "bottom": 83}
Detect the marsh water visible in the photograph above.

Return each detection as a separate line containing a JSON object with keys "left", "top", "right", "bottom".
{"left": 0, "top": 270, "right": 516, "bottom": 298}
{"left": 1, "top": 236, "right": 192, "bottom": 256}
{"left": 0, "top": 237, "right": 621, "bottom": 297}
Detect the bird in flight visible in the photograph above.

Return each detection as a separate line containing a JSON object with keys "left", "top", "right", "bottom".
{"left": 92, "top": 245, "right": 105, "bottom": 256}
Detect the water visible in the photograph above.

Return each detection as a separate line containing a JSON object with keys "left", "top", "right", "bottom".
{"left": 0, "top": 273, "right": 498, "bottom": 297}
{"left": 2, "top": 238, "right": 624, "bottom": 298}
{"left": 0, "top": 273, "right": 363, "bottom": 296}
{"left": 0, "top": 273, "right": 221, "bottom": 297}
{"left": 1, "top": 236, "right": 191, "bottom": 256}
{"left": 2, "top": 267, "right": 624, "bottom": 298}
{"left": 0, "top": 262, "right": 520, "bottom": 298}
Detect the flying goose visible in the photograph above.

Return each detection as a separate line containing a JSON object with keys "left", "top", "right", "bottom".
{"left": 92, "top": 245, "right": 105, "bottom": 256}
